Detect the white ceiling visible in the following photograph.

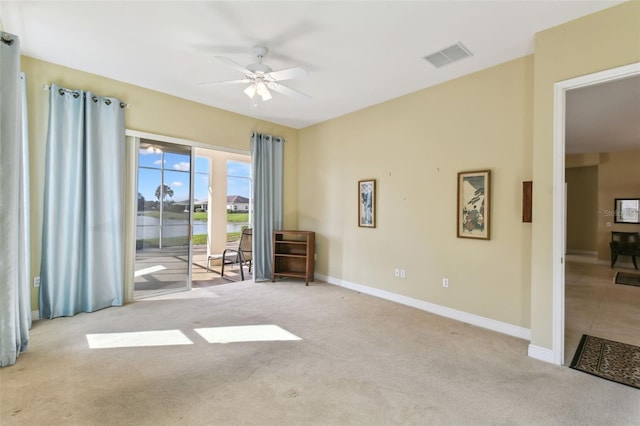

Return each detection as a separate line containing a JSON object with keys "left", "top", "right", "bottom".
{"left": 566, "top": 75, "right": 640, "bottom": 154}
{"left": 1, "top": 0, "right": 637, "bottom": 154}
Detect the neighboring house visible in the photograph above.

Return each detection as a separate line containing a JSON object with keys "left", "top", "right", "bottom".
{"left": 173, "top": 199, "right": 208, "bottom": 212}
{"left": 194, "top": 199, "right": 208, "bottom": 212}
{"left": 227, "top": 195, "right": 250, "bottom": 212}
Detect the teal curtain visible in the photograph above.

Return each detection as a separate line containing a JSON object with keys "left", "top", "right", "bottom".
{"left": 0, "top": 32, "right": 31, "bottom": 367}
{"left": 251, "top": 133, "right": 284, "bottom": 281}
{"left": 40, "top": 84, "right": 125, "bottom": 318}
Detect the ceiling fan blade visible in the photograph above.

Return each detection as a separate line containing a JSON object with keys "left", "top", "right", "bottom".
{"left": 215, "top": 56, "right": 256, "bottom": 78}
{"left": 265, "top": 66, "right": 308, "bottom": 82}
{"left": 268, "top": 82, "right": 311, "bottom": 102}
{"left": 199, "top": 78, "right": 252, "bottom": 86}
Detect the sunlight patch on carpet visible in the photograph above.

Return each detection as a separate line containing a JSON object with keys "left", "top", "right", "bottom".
{"left": 87, "top": 330, "right": 193, "bottom": 349}
{"left": 194, "top": 325, "right": 302, "bottom": 344}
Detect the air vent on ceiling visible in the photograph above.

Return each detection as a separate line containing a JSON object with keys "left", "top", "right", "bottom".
{"left": 424, "top": 42, "right": 473, "bottom": 68}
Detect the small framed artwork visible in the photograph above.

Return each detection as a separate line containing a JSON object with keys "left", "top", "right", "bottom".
{"left": 457, "top": 170, "right": 491, "bottom": 239}
{"left": 358, "top": 179, "right": 376, "bottom": 228}
{"left": 614, "top": 198, "right": 640, "bottom": 224}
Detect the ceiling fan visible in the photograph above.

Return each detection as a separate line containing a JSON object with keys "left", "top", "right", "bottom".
{"left": 204, "top": 46, "right": 311, "bottom": 109}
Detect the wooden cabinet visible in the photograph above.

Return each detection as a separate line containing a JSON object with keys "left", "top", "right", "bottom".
{"left": 272, "top": 231, "right": 315, "bottom": 285}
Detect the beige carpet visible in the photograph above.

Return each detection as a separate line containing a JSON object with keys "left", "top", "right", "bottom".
{"left": 1, "top": 280, "right": 639, "bottom": 425}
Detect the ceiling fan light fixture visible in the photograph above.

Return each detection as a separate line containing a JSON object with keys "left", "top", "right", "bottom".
{"left": 243, "top": 84, "right": 257, "bottom": 99}
{"left": 250, "top": 95, "right": 262, "bottom": 111}
{"left": 256, "top": 81, "right": 272, "bottom": 101}
{"left": 210, "top": 45, "right": 310, "bottom": 107}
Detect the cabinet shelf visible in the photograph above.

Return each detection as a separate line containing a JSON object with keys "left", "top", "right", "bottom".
{"left": 272, "top": 231, "right": 315, "bottom": 285}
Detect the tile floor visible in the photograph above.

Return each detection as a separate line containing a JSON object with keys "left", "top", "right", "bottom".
{"left": 564, "top": 255, "right": 640, "bottom": 365}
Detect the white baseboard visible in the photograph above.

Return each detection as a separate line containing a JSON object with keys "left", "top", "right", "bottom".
{"left": 31, "top": 310, "right": 40, "bottom": 321}
{"left": 528, "top": 344, "right": 555, "bottom": 364}
{"left": 316, "top": 273, "right": 531, "bottom": 341}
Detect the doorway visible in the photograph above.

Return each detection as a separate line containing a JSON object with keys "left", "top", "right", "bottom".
{"left": 134, "top": 139, "right": 194, "bottom": 299}
{"left": 552, "top": 62, "right": 640, "bottom": 365}
{"left": 189, "top": 149, "right": 253, "bottom": 285}
{"left": 125, "top": 132, "right": 253, "bottom": 299}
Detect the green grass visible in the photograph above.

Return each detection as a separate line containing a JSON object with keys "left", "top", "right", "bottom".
{"left": 195, "top": 232, "right": 241, "bottom": 243}
{"left": 137, "top": 211, "right": 246, "bottom": 246}
{"left": 193, "top": 234, "right": 207, "bottom": 245}
{"left": 140, "top": 211, "right": 186, "bottom": 220}
{"left": 139, "top": 232, "right": 241, "bottom": 248}
{"left": 137, "top": 236, "right": 188, "bottom": 248}
{"left": 140, "top": 211, "right": 248, "bottom": 223}
{"left": 226, "top": 232, "right": 241, "bottom": 242}
{"left": 227, "top": 212, "right": 248, "bottom": 222}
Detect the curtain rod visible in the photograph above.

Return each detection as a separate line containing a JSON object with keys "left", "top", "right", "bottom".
{"left": 43, "top": 85, "right": 130, "bottom": 109}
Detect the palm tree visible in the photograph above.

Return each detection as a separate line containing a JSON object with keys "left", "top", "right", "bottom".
{"left": 155, "top": 184, "right": 174, "bottom": 202}
{"left": 137, "top": 192, "right": 145, "bottom": 211}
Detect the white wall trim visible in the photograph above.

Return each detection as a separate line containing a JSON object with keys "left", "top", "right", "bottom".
{"left": 528, "top": 344, "right": 555, "bottom": 364}
{"left": 125, "top": 129, "right": 250, "bottom": 156}
{"left": 31, "top": 310, "right": 40, "bottom": 321}
{"left": 552, "top": 62, "right": 640, "bottom": 366}
{"left": 552, "top": 81, "right": 567, "bottom": 365}
{"left": 316, "top": 273, "right": 531, "bottom": 341}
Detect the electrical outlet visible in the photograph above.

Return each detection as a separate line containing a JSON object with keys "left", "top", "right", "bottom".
{"left": 442, "top": 278, "right": 449, "bottom": 288}
{"left": 394, "top": 268, "right": 400, "bottom": 278}
{"left": 400, "top": 269, "right": 406, "bottom": 279}
{"left": 34, "top": 276, "right": 40, "bottom": 288}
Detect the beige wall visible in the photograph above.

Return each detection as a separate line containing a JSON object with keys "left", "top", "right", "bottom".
{"left": 297, "top": 0, "right": 639, "bottom": 348}
{"left": 22, "top": 56, "right": 299, "bottom": 310}
{"left": 596, "top": 150, "right": 640, "bottom": 261}
{"left": 298, "top": 56, "right": 534, "bottom": 328}
{"left": 567, "top": 151, "right": 640, "bottom": 262}
{"left": 566, "top": 150, "right": 640, "bottom": 260}
{"left": 531, "top": 1, "right": 640, "bottom": 349}
{"left": 565, "top": 166, "right": 598, "bottom": 253}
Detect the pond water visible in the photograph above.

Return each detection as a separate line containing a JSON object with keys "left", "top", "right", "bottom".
{"left": 193, "top": 221, "right": 248, "bottom": 235}
{"left": 138, "top": 217, "right": 249, "bottom": 238}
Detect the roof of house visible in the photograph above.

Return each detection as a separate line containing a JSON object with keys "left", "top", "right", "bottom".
{"left": 227, "top": 195, "right": 250, "bottom": 204}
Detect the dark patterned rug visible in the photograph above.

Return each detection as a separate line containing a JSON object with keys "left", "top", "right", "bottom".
{"left": 570, "top": 335, "right": 640, "bottom": 389}
{"left": 614, "top": 271, "right": 640, "bottom": 287}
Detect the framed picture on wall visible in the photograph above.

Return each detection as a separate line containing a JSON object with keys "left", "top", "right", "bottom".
{"left": 358, "top": 179, "right": 376, "bottom": 228}
{"left": 614, "top": 198, "right": 640, "bottom": 224}
{"left": 457, "top": 170, "right": 491, "bottom": 239}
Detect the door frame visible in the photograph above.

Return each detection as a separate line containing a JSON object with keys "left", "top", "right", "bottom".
{"left": 551, "top": 62, "right": 640, "bottom": 365}
{"left": 124, "top": 130, "right": 249, "bottom": 302}
{"left": 130, "top": 137, "right": 194, "bottom": 300}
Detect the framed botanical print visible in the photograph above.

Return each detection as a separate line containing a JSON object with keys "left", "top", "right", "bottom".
{"left": 358, "top": 179, "right": 376, "bottom": 228}
{"left": 457, "top": 170, "right": 491, "bottom": 239}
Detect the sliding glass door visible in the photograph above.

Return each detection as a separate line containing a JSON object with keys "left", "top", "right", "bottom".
{"left": 134, "top": 140, "right": 193, "bottom": 298}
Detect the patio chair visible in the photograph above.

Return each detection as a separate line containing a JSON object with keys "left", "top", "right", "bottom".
{"left": 207, "top": 228, "right": 252, "bottom": 280}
